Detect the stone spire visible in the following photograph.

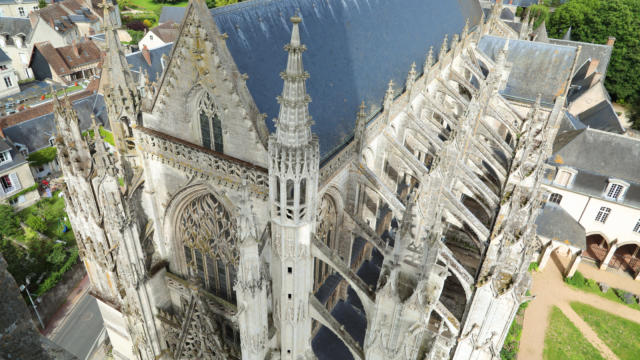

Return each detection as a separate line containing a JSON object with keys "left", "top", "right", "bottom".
{"left": 423, "top": 46, "right": 434, "bottom": 74}
{"left": 355, "top": 101, "right": 367, "bottom": 156}
{"left": 406, "top": 62, "right": 417, "bottom": 90}
{"left": 99, "top": 0, "right": 135, "bottom": 91}
{"left": 439, "top": 34, "right": 448, "bottom": 63}
{"left": 274, "top": 15, "right": 313, "bottom": 147}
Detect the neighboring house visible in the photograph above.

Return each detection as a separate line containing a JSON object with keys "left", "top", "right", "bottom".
{"left": 126, "top": 42, "right": 172, "bottom": 85}
{"left": 31, "top": 39, "right": 101, "bottom": 84}
{"left": 0, "top": 48, "right": 20, "bottom": 97}
{"left": 29, "top": 0, "right": 120, "bottom": 41}
{"left": 1, "top": 88, "right": 107, "bottom": 179}
{"left": 137, "top": 21, "right": 178, "bottom": 50}
{"left": 0, "top": 17, "right": 35, "bottom": 80}
{"left": 0, "top": 0, "right": 39, "bottom": 18}
{"left": 541, "top": 128, "right": 640, "bottom": 279}
{"left": 0, "top": 136, "right": 39, "bottom": 208}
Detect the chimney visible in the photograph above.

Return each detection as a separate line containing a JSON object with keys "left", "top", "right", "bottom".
{"left": 72, "top": 40, "right": 79, "bottom": 57}
{"left": 606, "top": 36, "right": 616, "bottom": 46}
{"left": 142, "top": 45, "right": 151, "bottom": 66}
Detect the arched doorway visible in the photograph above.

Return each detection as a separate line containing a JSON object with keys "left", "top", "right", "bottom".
{"left": 610, "top": 244, "right": 640, "bottom": 275}
{"left": 585, "top": 234, "right": 608, "bottom": 262}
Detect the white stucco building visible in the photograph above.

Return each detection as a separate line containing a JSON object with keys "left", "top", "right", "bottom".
{"left": 542, "top": 128, "right": 640, "bottom": 280}
{"left": 0, "top": 0, "right": 38, "bottom": 18}
{"left": 0, "top": 48, "right": 20, "bottom": 97}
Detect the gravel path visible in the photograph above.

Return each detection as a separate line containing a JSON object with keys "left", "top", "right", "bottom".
{"left": 518, "top": 252, "right": 640, "bottom": 360}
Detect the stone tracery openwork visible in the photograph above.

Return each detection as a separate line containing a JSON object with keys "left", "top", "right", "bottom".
{"left": 314, "top": 194, "right": 338, "bottom": 289}
{"left": 178, "top": 193, "right": 238, "bottom": 302}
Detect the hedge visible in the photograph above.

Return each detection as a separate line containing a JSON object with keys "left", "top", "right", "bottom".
{"left": 26, "top": 147, "right": 57, "bottom": 167}
{"left": 7, "top": 184, "right": 38, "bottom": 201}
{"left": 35, "top": 247, "right": 79, "bottom": 297}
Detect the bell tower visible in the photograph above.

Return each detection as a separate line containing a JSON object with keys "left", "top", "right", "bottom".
{"left": 268, "top": 15, "right": 319, "bottom": 360}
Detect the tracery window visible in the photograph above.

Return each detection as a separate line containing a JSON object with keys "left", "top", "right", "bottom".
{"left": 314, "top": 195, "right": 337, "bottom": 291}
{"left": 198, "top": 92, "right": 224, "bottom": 153}
{"left": 178, "top": 193, "right": 238, "bottom": 303}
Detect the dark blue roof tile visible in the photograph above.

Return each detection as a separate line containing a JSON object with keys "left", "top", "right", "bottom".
{"left": 208, "top": 0, "right": 482, "bottom": 156}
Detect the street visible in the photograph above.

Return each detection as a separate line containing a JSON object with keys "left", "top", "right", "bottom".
{"left": 50, "top": 291, "right": 105, "bottom": 360}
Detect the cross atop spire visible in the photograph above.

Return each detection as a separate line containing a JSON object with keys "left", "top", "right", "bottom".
{"left": 98, "top": 0, "right": 113, "bottom": 29}
{"left": 274, "top": 15, "right": 313, "bottom": 147}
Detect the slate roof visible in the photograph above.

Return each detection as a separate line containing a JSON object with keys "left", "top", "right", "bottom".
{"left": 126, "top": 42, "right": 172, "bottom": 83}
{"left": 0, "top": 48, "right": 10, "bottom": 63}
{"left": 558, "top": 110, "right": 585, "bottom": 134}
{"left": 548, "top": 128, "right": 640, "bottom": 208}
{"left": 149, "top": 21, "right": 179, "bottom": 43}
{"left": 577, "top": 100, "right": 624, "bottom": 134}
{"left": 477, "top": 35, "right": 577, "bottom": 105}
{"left": 159, "top": 6, "right": 186, "bottom": 24}
{"left": 167, "top": 0, "right": 482, "bottom": 156}
{"left": 535, "top": 203, "right": 586, "bottom": 250}
{"left": 34, "top": 40, "right": 102, "bottom": 76}
{"left": 549, "top": 39, "right": 612, "bottom": 78}
{"left": 34, "top": 0, "right": 99, "bottom": 34}
{"left": 0, "top": 17, "right": 32, "bottom": 38}
{"left": 2, "top": 93, "right": 108, "bottom": 153}
{"left": 0, "top": 137, "right": 27, "bottom": 173}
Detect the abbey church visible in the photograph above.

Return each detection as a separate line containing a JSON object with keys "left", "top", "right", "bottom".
{"left": 53, "top": 0, "right": 593, "bottom": 358}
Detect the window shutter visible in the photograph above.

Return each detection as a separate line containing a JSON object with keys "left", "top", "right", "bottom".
{"left": 9, "top": 172, "right": 21, "bottom": 191}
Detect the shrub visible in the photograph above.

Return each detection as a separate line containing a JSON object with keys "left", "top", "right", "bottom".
{"left": 127, "top": 30, "right": 145, "bottom": 44}
{"left": 27, "top": 147, "right": 57, "bottom": 167}
{"left": 528, "top": 262, "right": 539, "bottom": 272}
{"left": 0, "top": 204, "right": 21, "bottom": 238}
{"left": 143, "top": 19, "right": 153, "bottom": 28}
{"left": 47, "top": 243, "right": 67, "bottom": 266}
{"left": 565, "top": 271, "right": 585, "bottom": 287}
{"left": 126, "top": 20, "right": 147, "bottom": 31}
{"left": 25, "top": 215, "right": 47, "bottom": 233}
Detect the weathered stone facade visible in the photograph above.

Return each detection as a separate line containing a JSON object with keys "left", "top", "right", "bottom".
{"left": 53, "top": 0, "right": 582, "bottom": 359}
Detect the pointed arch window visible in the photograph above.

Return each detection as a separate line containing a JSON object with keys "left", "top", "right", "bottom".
{"left": 198, "top": 92, "right": 224, "bottom": 153}
{"left": 178, "top": 193, "right": 238, "bottom": 303}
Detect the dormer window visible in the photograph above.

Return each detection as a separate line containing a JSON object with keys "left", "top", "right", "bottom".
{"left": 604, "top": 179, "right": 628, "bottom": 201}
{"left": 554, "top": 168, "right": 577, "bottom": 187}
{"left": 18, "top": 7, "right": 25, "bottom": 16}
{"left": 0, "top": 150, "right": 11, "bottom": 164}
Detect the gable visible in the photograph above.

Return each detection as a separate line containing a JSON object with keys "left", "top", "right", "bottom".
{"left": 145, "top": 0, "right": 269, "bottom": 166}
{"left": 155, "top": 0, "right": 481, "bottom": 157}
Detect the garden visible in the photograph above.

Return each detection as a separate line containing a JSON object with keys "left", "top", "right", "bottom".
{"left": 564, "top": 271, "right": 640, "bottom": 311}
{"left": 0, "top": 191, "right": 77, "bottom": 297}
{"left": 543, "top": 306, "right": 604, "bottom": 360}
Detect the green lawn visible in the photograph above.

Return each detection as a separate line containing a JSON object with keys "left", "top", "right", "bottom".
{"left": 543, "top": 306, "right": 604, "bottom": 360}
{"left": 571, "top": 302, "right": 640, "bottom": 360}
{"left": 18, "top": 191, "right": 75, "bottom": 244}
{"left": 44, "top": 85, "right": 84, "bottom": 99}
{"left": 125, "top": 0, "right": 188, "bottom": 15}
{"left": 565, "top": 271, "right": 640, "bottom": 311}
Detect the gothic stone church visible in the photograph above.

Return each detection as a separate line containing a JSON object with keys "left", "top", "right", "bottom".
{"left": 54, "top": 0, "right": 584, "bottom": 358}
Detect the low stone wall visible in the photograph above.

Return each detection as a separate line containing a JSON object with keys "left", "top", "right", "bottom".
{"left": 32, "top": 262, "right": 87, "bottom": 326}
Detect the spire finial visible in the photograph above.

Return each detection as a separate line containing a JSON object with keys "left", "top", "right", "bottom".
{"left": 463, "top": 18, "right": 470, "bottom": 38}
{"left": 274, "top": 15, "right": 312, "bottom": 146}
{"left": 424, "top": 46, "right": 434, "bottom": 73}
{"left": 98, "top": 0, "right": 113, "bottom": 30}
{"left": 385, "top": 80, "right": 395, "bottom": 101}
{"left": 406, "top": 62, "right": 417, "bottom": 90}
{"left": 439, "top": 34, "right": 448, "bottom": 61}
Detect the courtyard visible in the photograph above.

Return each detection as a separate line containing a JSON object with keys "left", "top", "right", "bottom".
{"left": 518, "top": 252, "right": 640, "bottom": 360}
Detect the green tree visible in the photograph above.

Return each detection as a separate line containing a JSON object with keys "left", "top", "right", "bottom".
{"left": 214, "top": 0, "right": 238, "bottom": 7}
{"left": 0, "top": 204, "right": 21, "bottom": 238}
{"left": 547, "top": 0, "right": 640, "bottom": 103}
{"left": 38, "top": 0, "right": 47, "bottom": 8}
{"left": 25, "top": 215, "right": 47, "bottom": 233}
{"left": 47, "top": 243, "right": 67, "bottom": 266}
{"left": 629, "top": 96, "right": 640, "bottom": 130}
